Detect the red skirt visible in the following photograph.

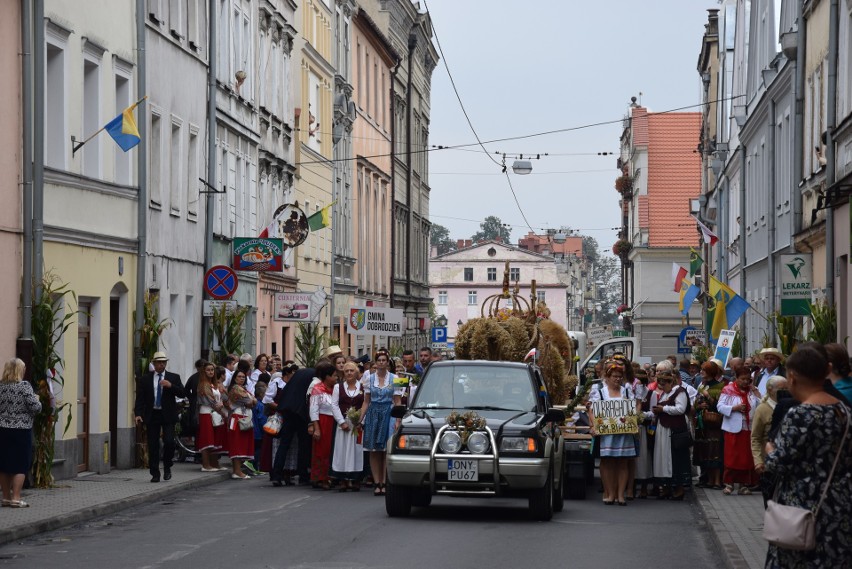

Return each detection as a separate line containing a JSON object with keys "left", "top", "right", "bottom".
{"left": 196, "top": 413, "right": 219, "bottom": 451}
{"left": 310, "top": 414, "right": 335, "bottom": 482}
{"left": 214, "top": 423, "right": 229, "bottom": 455}
{"left": 723, "top": 430, "right": 756, "bottom": 484}
{"left": 227, "top": 415, "right": 255, "bottom": 460}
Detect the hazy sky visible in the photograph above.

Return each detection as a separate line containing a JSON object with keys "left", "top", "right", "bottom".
{"left": 423, "top": 0, "right": 714, "bottom": 253}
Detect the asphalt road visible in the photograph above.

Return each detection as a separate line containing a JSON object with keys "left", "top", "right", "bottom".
{"left": 0, "top": 478, "right": 723, "bottom": 568}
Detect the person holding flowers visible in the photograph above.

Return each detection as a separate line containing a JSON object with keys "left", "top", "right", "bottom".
{"left": 309, "top": 363, "right": 347, "bottom": 490}
{"left": 693, "top": 360, "right": 726, "bottom": 489}
{"left": 331, "top": 361, "right": 365, "bottom": 491}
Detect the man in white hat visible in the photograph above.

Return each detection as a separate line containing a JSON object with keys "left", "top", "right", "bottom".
{"left": 134, "top": 352, "right": 186, "bottom": 483}
{"left": 755, "top": 347, "right": 785, "bottom": 397}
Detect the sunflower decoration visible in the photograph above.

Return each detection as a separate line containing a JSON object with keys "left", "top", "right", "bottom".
{"left": 446, "top": 410, "right": 488, "bottom": 444}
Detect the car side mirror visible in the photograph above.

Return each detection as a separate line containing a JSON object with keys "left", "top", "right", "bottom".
{"left": 544, "top": 408, "right": 566, "bottom": 424}
{"left": 390, "top": 405, "right": 407, "bottom": 419}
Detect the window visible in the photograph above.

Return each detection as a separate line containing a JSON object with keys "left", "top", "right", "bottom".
{"left": 113, "top": 64, "right": 132, "bottom": 185}
{"left": 45, "top": 35, "right": 67, "bottom": 169}
{"left": 464, "top": 267, "right": 473, "bottom": 281}
{"left": 187, "top": 127, "right": 199, "bottom": 217}
{"left": 537, "top": 291, "right": 546, "bottom": 304}
{"left": 187, "top": 0, "right": 202, "bottom": 51}
{"left": 170, "top": 118, "right": 182, "bottom": 214}
{"left": 308, "top": 71, "right": 321, "bottom": 152}
{"left": 438, "top": 290, "right": 448, "bottom": 305}
{"left": 510, "top": 268, "right": 520, "bottom": 282}
{"left": 487, "top": 267, "right": 497, "bottom": 281}
{"left": 468, "top": 291, "right": 477, "bottom": 305}
{"left": 150, "top": 112, "right": 162, "bottom": 206}
{"left": 82, "top": 57, "right": 101, "bottom": 178}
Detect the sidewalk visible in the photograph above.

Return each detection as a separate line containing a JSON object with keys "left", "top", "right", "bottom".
{"left": 695, "top": 486, "right": 767, "bottom": 569}
{"left": 0, "top": 462, "right": 230, "bottom": 547}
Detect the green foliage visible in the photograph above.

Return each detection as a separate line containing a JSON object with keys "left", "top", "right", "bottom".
{"left": 471, "top": 215, "right": 511, "bottom": 244}
{"left": 430, "top": 223, "right": 457, "bottom": 256}
{"left": 133, "top": 292, "right": 172, "bottom": 376}
{"left": 771, "top": 311, "right": 802, "bottom": 355}
{"left": 295, "top": 322, "right": 326, "bottom": 367}
{"left": 209, "top": 304, "right": 250, "bottom": 365}
{"left": 731, "top": 328, "right": 743, "bottom": 358}
{"left": 31, "top": 272, "right": 78, "bottom": 488}
{"left": 807, "top": 300, "right": 837, "bottom": 344}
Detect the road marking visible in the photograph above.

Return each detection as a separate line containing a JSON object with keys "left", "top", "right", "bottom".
{"left": 552, "top": 519, "right": 607, "bottom": 525}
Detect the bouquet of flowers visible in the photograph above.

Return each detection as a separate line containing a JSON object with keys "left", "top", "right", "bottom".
{"left": 346, "top": 407, "right": 363, "bottom": 443}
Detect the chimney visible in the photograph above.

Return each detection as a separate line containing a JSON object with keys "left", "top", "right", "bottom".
{"left": 465, "top": 240, "right": 472, "bottom": 248}
{"left": 457, "top": 239, "right": 466, "bottom": 249}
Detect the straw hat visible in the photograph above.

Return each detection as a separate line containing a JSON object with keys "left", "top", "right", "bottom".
{"left": 151, "top": 352, "right": 168, "bottom": 362}
{"left": 760, "top": 347, "right": 784, "bottom": 359}
{"left": 322, "top": 345, "right": 343, "bottom": 359}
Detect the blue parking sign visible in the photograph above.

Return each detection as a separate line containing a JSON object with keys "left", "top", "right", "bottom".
{"left": 431, "top": 327, "right": 447, "bottom": 343}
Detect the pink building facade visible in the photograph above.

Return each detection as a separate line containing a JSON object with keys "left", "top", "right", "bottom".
{"left": 429, "top": 241, "right": 568, "bottom": 342}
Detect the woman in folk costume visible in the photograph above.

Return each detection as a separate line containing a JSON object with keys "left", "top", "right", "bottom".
{"left": 309, "top": 363, "right": 347, "bottom": 490}
{"left": 693, "top": 360, "right": 727, "bottom": 489}
{"left": 650, "top": 369, "right": 692, "bottom": 500}
{"left": 588, "top": 359, "right": 637, "bottom": 505}
{"left": 259, "top": 363, "right": 298, "bottom": 475}
{"left": 632, "top": 367, "right": 654, "bottom": 498}
{"left": 717, "top": 366, "right": 761, "bottom": 495}
{"left": 359, "top": 351, "right": 401, "bottom": 496}
{"left": 227, "top": 370, "right": 257, "bottom": 480}
{"left": 196, "top": 362, "right": 227, "bottom": 471}
{"left": 331, "top": 362, "right": 365, "bottom": 491}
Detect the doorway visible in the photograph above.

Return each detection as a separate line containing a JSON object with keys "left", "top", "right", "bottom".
{"left": 109, "top": 298, "right": 119, "bottom": 467}
{"left": 77, "top": 304, "right": 91, "bottom": 472}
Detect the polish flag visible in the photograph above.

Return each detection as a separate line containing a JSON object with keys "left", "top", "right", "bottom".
{"left": 672, "top": 263, "right": 688, "bottom": 292}
{"left": 524, "top": 348, "right": 537, "bottom": 361}
{"left": 258, "top": 218, "right": 278, "bottom": 239}
{"left": 692, "top": 215, "right": 719, "bottom": 246}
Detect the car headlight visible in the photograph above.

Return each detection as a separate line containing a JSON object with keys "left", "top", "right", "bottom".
{"left": 397, "top": 434, "right": 432, "bottom": 450}
{"left": 499, "top": 437, "right": 537, "bottom": 452}
{"left": 439, "top": 431, "right": 462, "bottom": 454}
{"left": 466, "top": 432, "right": 489, "bottom": 454}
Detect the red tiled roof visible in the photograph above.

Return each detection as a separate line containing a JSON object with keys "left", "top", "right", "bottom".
{"left": 647, "top": 113, "right": 701, "bottom": 248}
{"left": 632, "top": 107, "right": 649, "bottom": 146}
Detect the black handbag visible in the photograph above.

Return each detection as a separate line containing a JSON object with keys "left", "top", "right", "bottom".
{"left": 670, "top": 427, "right": 694, "bottom": 450}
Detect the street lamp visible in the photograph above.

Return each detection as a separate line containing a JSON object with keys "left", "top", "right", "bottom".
{"left": 457, "top": 319, "right": 463, "bottom": 329}
{"left": 512, "top": 160, "right": 533, "bottom": 175}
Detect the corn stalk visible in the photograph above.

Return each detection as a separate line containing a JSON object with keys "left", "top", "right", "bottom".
{"left": 807, "top": 300, "right": 837, "bottom": 344}
{"left": 31, "top": 272, "right": 78, "bottom": 488}
{"left": 295, "top": 322, "right": 326, "bottom": 367}
{"left": 133, "top": 292, "right": 172, "bottom": 377}
{"left": 209, "top": 304, "right": 250, "bottom": 364}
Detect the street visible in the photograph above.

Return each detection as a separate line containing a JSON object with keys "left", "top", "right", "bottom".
{"left": 0, "top": 478, "right": 722, "bottom": 568}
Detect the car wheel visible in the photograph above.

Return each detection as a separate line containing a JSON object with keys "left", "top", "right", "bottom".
{"left": 411, "top": 487, "right": 432, "bottom": 508}
{"left": 553, "top": 459, "right": 565, "bottom": 513}
{"left": 385, "top": 482, "right": 412, "bottom": 517}
{"left": 529, "top": 469, "right": 553, "bottom": 521}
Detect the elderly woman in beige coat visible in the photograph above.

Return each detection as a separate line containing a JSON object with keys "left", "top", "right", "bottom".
{"left": 750, "top": 375, "right": 787, "bottom": 476}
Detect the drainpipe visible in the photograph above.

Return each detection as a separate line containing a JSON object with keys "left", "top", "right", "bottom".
{"left": 739, "top": 143, "right": 748, "bottom": 350}
{"left": 824, "top": 0, "right": 839, "bottom": 308}
{"left": 405, "top": 31, "right": 416, "bottom": 318}
{"left": 768, "top": 98, "right": 777, "bottom": 343}
{"left": 21, "top": 0, "right": 33, "bottom": 339}
{"left": 32, "top": 0, "right": 44, "bottom": 301}
{"left": 134, "top": 0, "right": 148, "bottom": 373}
{"left": 389, "top": 61, "right": 399, "bottom": 310}
{"left": 202, "top": 0, "right": 217, "bottom": 355}
{"left": 791, "top": 0, "right": 805, "bottom": 241}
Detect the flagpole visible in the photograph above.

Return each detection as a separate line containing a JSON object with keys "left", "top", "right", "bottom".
{"left": 72, "top": 95, "right": 148, "bottom": 155}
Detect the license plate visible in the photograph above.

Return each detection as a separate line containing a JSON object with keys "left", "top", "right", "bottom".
{"left": 447, "top": 459, "right": 478, "bottom": 481}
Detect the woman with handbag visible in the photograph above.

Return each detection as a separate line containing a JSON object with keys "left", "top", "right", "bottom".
{"left": 718, "top": 367, "right": 761, "bottom": 495}
{"left": 227, "top": 370, "right": 257, "bottom": 480}
{"left": 196, "top": 362, "right": 227, "bottom": 471}
{"left": 588, "top": 359, "right": 637, "bottom": 505}
{"left": 650, "top": 370, "right": 692, "bottom": 500}
{"left": 309, "top": 363, "right": 347, "bottom": 490}
{"left": 331, "top": 362, "right": 365, "bottom": 491}
{"left": 763, "top": 347, "right": 851, "bottom": 568}
{"left": 694, "top": 360, "right": 726, "bottom": 489}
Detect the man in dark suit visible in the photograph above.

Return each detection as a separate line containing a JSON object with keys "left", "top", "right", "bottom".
{"left": 134, "top": 352, "right": 186, "bottom": 482}
{"left": 270, "top": 367, "right": 314, "bottom": 486}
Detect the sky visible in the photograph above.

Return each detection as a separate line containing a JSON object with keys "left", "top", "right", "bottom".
{"left": 423, "top": 0, "right": 714, "bottom": 254}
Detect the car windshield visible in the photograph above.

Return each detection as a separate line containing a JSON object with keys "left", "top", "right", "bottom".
{"left": 411, "top": 365, "right": 537, "bottom": 412}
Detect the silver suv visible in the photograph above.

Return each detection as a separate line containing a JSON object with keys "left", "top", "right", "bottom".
{"left": 385, "top": 360, "right": 565, "bottom": 520}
